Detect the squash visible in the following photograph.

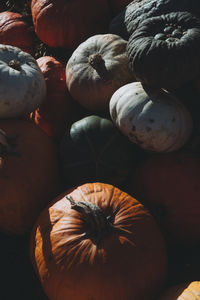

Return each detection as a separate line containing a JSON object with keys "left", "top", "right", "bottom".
{"left": 0, "top": 44, "right": 46, "bottom": 118}
{"left": 127, "top": 150, "right": 200, "bottom": 245}
{"left": 0, "top": 11, "right": 34, "bottom": 55}
{"left": 158, "top": 281, "right": 200, "bottom": 299}
{"left": 31, "top": 0, "right": 111, "bottom": 50}
{"left": 66, "top": 34, "right": 135, "bottom": 111}
{"left": 127, "top": 11, "right": 200, "bottom": 89}
{"left": 109, "top": 82, "right": 193, "bottom": 153}
{"left": 30, "top": 56, "right": 75, "bottom": 140}
{"left": 30, "top": 182, "right": 167, "bottom": 300}
{"left": 0, "top": 119, "right": 60, "bottom": 235}
{"left": 59, "top": 114, "right": 143, "bottom": 190}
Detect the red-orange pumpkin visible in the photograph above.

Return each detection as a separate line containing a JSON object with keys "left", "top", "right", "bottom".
{"left": 0, "top": 119, "right": 60, "bottom": 235}
{"left": 30, "top": 182, "right": 167, "bottom": 300}
{"left": 0, "top": 11, "right": 34, "bottom": 55}
{"left": 127, "top": 150, "right": 200, "bottom": 245}
{"left": 30, "top": 56, "right": 75, "bottom": 140}
{"left": 31, "top": 0, "right": 111, "bottom": 50}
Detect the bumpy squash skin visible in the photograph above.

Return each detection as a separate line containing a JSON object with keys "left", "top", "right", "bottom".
{"left": 30, "top": 182, "right": 167, "bottom": 300}
{"left": 127, "top": 12, "right": 200, "bottom": 89}
{"left": 0, "top": 120, "right": 60, "bottom": 235}
{"left": 109, "top": 0, "right": 200, "bottom": 40}
{"left": 158, "top": 281, "right": 200, "bottom": 299}
{"left": 59, "top": 115, "right": 142, "bottom": 189}
{"left": 66, "top": 34, "right": 135, "bottom": 111}
{"left": 109, "top": 82, "right": 193, "bottom": 153}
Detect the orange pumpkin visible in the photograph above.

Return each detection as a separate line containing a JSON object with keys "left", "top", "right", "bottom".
{"left": 30, "top": 56, "right": 75, "bottom": 140}
{"left": 0, "top": 11, "right": 34, "bottom": 55}
{"left": 158, "top": 281, "right": 200, "bottom": 299}
{"left": 0, "top": 119, "right": 60, "bottom": 235}
{"left": 30, "top": 182, "right": 167, "bottom": 300}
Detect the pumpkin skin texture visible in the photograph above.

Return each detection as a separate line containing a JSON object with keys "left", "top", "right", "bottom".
{"left": 59, "top": 115, "right": 142, "bottom": 190}
{"left": 109, "top": 0, "right": 200, "bottom": 40}
{"left": 31, "top": 0, "right": 111, "bottom": 50}
{"left": 0, "top": 11, "right": 34, "bottom": 55}
{"left": 0, "top": 44, "right": 46, "bottom": 118}
{"left": 109, "top": 82, "right": 193, "bottom": 153}
{"left": 127, "top": 12, "right": 200, "bottom": 89}
{"left": 66, "top": 34, "right": 135, "bottom": 112}
{"left": 0, "top": 119, "right": 60, "bottom": 235}
{"left": 128, "top": 150, "right": 200, "bottom": 245}
{"left": 30, "top": 56, "right": 74, "bottom": 140}
{"left": 158, "top": 281, "right": 200, "bottom": 299}
{"left": 30, "top": 182, "right": 167, "bottom": 300}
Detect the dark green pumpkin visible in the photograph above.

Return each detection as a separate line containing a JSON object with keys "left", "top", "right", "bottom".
{"left": 127, "top": 11, "right": 200, "bottom": 89}
{"left": 109, "top": 0, "right": 200, "bottom": 40}
{"left": 59, "top": 115, "right": 143, "bottom": 189}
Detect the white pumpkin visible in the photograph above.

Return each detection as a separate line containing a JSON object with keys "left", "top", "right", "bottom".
{"left": 109, "top": 82, "right": 193, "bottom": 152}
{"left": 0, "top": 44, "right": 46, "bottom": 118}
{"left": 66, "top": 34, "right": 135, "bottom": 111}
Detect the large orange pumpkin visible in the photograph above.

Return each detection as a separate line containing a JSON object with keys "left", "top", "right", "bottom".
{"left": 0, "top": 119, "right": 60, "bottom": 235}
{"left": 31, "top": 0, "right": 111, "bottom": 50}
{"left": 30, "top": 182, "right": 167, "bottom": 300}
{"left": 0, "top": 11, "right": 34, "bottom": 55}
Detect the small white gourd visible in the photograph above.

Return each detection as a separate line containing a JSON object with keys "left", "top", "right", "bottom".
{"left": 109, "top": 82, "right": 193, "bottom": 152}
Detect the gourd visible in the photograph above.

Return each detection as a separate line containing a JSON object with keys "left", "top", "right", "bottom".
{"left": 31, "top": 0, "right": 111, "bottom": 50}
{"left": 0, "top": 119, "right": 60, "bottom": 235}
{"left": 127, "top": 150, "right": 200, "bottom": 245}
{"left": 66, "top": 34, "right": 135, "bottom": 111}
{"left": 109, "top": 82, "right": 193, "bottom": 153}
{"left": 59, "top": 114, "right": 143, "bottom": 189}
{"left": 127, "top": 11, "right": 200, "bottom": 89}
{"left": 0, "top": 44, "right": 46, "bottom": 118}
{"left": 158, "top": 281, "right": 200, "bottom": 299}
{"left": 30, "top": 182, "right": 167, "bottom": 300}
{"left": 30, "top": 56, "right": 74, "bottom": 140}
{"left": 0, "top": 11, "right": 34, "bottom": 55}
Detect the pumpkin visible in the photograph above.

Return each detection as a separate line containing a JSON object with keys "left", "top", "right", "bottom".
{"left": 30, "top": 182, "right": 167, "bottom": 300}
{"left": 30, "top": 56, "right": 75, "bottom": 140}
{"left": 0, "top": 44, "right": 46, "bottom": 119}
{"left": 127, "top": 11, "right": 200, "bottom": 89}
{"left": 158, "top": 281, "right": 200, "bottom": 299}
{"left": 127, "top": 150, "right": 200, "bottom": 245}
{"left": 0, "top": 119, "right": 60, "bottom": 235}
{"left": 59, "top": 115, "right": 143, "bottom": 190}
{"left": 109, "top": 0, "right": 200, "bottom": 40}
{"left": 0, "top": 11, "right": 34, "bottom": 55}
{"left": 66, "top": 34, "right": 135, "bottom": 111}
{"left": 31, "top": 0, "right": 111, "bottom": 50}
{"left": 109, "top": 82, "right": 193, "bottom": 153}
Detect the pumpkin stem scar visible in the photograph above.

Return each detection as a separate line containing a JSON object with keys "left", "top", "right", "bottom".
{"left": 66, "top": 195, "right": 128, "bottom": 245}
{"left": 8, "top": 59, "right": 22, "bottom": 71}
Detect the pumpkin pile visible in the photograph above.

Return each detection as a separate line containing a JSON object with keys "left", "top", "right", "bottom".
{"left": 0, "top": 0, "right": 200, "bottom": 299}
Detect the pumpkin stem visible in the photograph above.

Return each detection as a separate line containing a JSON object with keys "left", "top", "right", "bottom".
{"left": 88, "top": 53, "right": 109, "bottom": 80}
{"left": 66, "top": 195, "right": 127, "bottom": 245}
{"left": 8, "top": 59, "right": 21, "bottom": 71}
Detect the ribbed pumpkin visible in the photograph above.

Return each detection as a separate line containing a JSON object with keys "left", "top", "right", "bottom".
{"left": 109, "top": 82, "right": 193, "bottom": 153}
{"left": 158, "top": 281, "right": 200, "bottom": 299}
{"left": 30, "top": 56, "right": 74, "bottom": 140}
{"left": 0, "top": 119, "right": 60, "bottom": 235}
{"left": 30, "top": 182, "right": 167, "bottom": 300}
{"left": 0, "top": 11, "right": 34, "bottom": 55}
{"left": 127, "top": 11, "right": 200, "bottom": 89}
{"left": 66, "top": 34, "right": 135, "bottom": 111}
{"left": 128, "top": 150, "right": 200, "bottom": 245}
{"left": 31, "top": 0, "right": 111, "bottom": 50}
{"left": 59, "top": 115, "right": 143, "bottom": 190}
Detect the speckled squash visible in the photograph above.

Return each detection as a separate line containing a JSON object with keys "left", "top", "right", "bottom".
{"left": 66, "top": 34, "right": 135, "bottom": 111}
{"left": 158, "top": 281, "right": 200, "bottom": 299}
{"left": 30, "top": 182, "right": 167, "bottom": 300}
{"left": 109, "top": 82, "right": 193, "bottom": 152}
{"left": 127, "top": 11, "right": 200, "bottom": 89}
